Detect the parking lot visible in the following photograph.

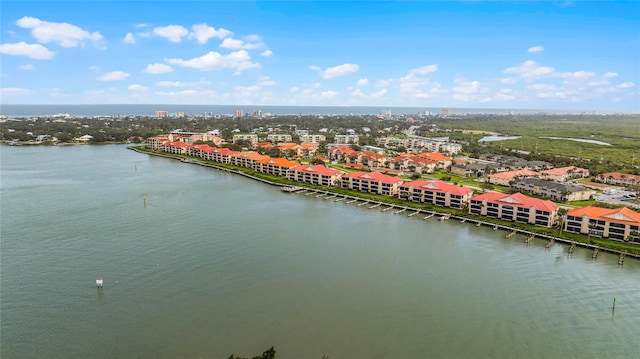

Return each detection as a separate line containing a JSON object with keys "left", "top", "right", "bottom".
{"left": 594, "top": 190, "right": 639, "bottom": 209}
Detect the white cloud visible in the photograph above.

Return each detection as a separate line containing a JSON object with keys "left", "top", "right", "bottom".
{"left": 0, "top": 42, "right": 54, "bottom": 59}
{"left": 527, "top": 45, "right": 544, "bottom": 53}
{"left": 495, "top": 89, "right": 516, "bottom": 101}
{"left": 156, "top": 81, "right": 189, "bottom": 87}
{"left": 189, "top": 23, "right": 232, "bottom": 44}
{"left": 16, "top": 16, "right": 103, "bottom": 48}
{"left": 398, "top": 65, "right": 444, "bottom": 98}
{"left": 375, "top": 79, "right": 393, "bottom": 88}
{"left": 370, "top": 88, "right": 387, "bottom": 98}
{"left": 88, "top": 65, "right": 100, "bottom": 71}
{"left": 220, "top": 36, "right": 263, "bottom": 50}
{"left": 356, "top": 78, "right": 369, "bottom": 86}
{"left": 320, "top": 90, "right": 339, "bottom": 99}
{"left": 500, "top": 77, "right": 517, "bottom": 84}
{"left": 290, "top": 86, "right": 300, "bottom": 93}
{"left": 257, "top": 79, "right": 279, "bottom": 86}
{"left": 452, "top": 78, "right": 489, "bottom": 102}
{"left": 527, "top": 83, "right": 557, "bottom": 91}
{"left": 312, "top": 63, "right": 360, "bottom": 79}
{"left": 153, "top": 25, "right": 189, "bottom": 43}
{"left": 260, "top": 50, "right": 273, "bottom": 57}
{"left": 560, "top": 70, "right": 596, "bottom": 80}
{"left": 1, "top": 87, "right": 32, "bottom": 96}
{"left": 143, "top": 63, "right": 174, "bottom": 74}
{"left": 409, "top": 64, "right": 438, "bottom": 75}
{"left": 617, "top": 82, "right": 635, "bottom": 89}
{"left": 18, "top": 64, "right": 34, "bottom": 70}
{"left": 504, "top": 60, "right": 556, "bottom": 79}
{"left": 123, "top": 33, "right": 135, "bottom": 44}
{"left": 165, "top": 50, "right": 260, "bottom": 74}
{"left": 97, "top": 71, "right": 130, "bottom": 81}
{"left": 128, "top": 84, "right": 149, "bottom": 91}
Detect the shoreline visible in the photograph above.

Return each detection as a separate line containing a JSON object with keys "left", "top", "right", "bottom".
{"left": 129, "top": 146, "right": 639, "bottom": 261}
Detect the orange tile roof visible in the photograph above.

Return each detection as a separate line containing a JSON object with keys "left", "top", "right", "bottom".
{"left": 212, "top": 148, "right": 238, "bottom": 156}
{"left": 290, "top": 164, "right": 342, "bottom": 176}
{"left": 256, "top": 142, "right": 273, "bottom": 148}
{"left": 257, "top": 157, "right": 300, "bottom": 167}
{"left": 599, "top": 172, "right": 640, "bottom": 181}
{"left": 541, "top": 166, "right": 588, "bottom": 176}
{"left": 342, "top": 171, "right": 404, "bottom": 184}
{"left": 401, "top": 180, "right": 472, "bottom": 196}
{"left": 192, "top": 144, "right": 216, "bottom": 151}
{"left": 488, "top": 169, "right": 539, "bottom": 180}
{"left": 471, "top": 192, "right": 558, "bottom": 212}
{"left": 165, "top": 141, "right": 191, "bottom": 148}
{"left": 417, "top": 152, "right": 451, "bottom": 162}
{"left": 233, "top": 151, "right": 269, "bottom": 161}
{"left": 568, "top": 206, "right": 640, "bottom": 225}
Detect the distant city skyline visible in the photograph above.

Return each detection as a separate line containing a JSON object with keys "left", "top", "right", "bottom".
{"left": 0, "top": 1, "right": 638, "bottom": 111}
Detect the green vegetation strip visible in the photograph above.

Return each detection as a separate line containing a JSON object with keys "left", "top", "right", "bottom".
{"left": 131, "top": 146, "right": 640, "bottom": 256}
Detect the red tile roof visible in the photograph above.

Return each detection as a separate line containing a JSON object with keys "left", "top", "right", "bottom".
{"left": 342, "top": 171, "right": 404, "bottom": 185}
{"left": 471, "top": 192, "right": 558, "bottom": 212}
{"left": 289, "top": 164, "right": 342, "bottom": 176}
{"left": 212, "top": 148, "right": 238, "bottom": 156}
{"left": 567, "top": 206, "right": 640, "bottom": 225}
{"left": 488, "top": 169, "right": 539, "bottom": 180}
{"left": 257, "top": 157, "right": 300, "bottom": 167}
{"left": 417, "top": 152, "right": 451, "bottom": 162}
{"left": 540, "top": 166, "right": 588, "bottom": 176}
{"left": 401, "top": 180, "right": 472, "bottom": 196}
{"left": 599, "top": 172, "right": 640, "bottom": 181}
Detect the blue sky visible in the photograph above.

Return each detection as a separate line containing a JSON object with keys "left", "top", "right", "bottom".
{"left": 1, "top": 1, "right": 638, "bottom": 111}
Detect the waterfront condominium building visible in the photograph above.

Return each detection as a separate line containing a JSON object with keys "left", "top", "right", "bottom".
{"left": 255, "top": 157, "right": 300, "bottom": 177}
{"left": 230, "top": 151, "right": 269, "bottom": 168}
{"left": 341, "top": 171, "right": 404, "bottom": 196}
{"left": 564, "top": 206, "right": 640, "bottom": 242}
{"left": 399, "top": 180, "right": 473, "bottom": 209}
{"left": 287, "top": 165, "right": 343, "bottom": 186}
{"left": 298, "top": 134, "right": 327, "bottom": 143}
{"left": 469, "top": 192, "right": 559, "bottom": 228}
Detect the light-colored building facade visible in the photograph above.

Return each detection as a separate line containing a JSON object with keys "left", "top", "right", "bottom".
{"left": 341, "top": 171, "right": 403, "bottom": 196}
{"left": 539, "top": 166, "right": 589, "bottom": 182}
{"left": 298, "top": 134, "right": 327, "bottom": 143}
{"left": 596, "top": 172, "right": 640, "bottom": 187}
{"left": 511, "top": 177, "right": 594, "bottom": 202}
{"left": 469, "top": 192, "right": 559, "bottom": 227}
{"left": 287, "top": 165, "right": 343, "bottom": 186}
{"left": 266, "top": 134, "right": 293, "bottom": 143}
{"left": 565, "top": 206, "right": 640, "bottom": 242}
{"left": 255, "top": 157, "right": 300, "bottom": 177}
{"left": 399, "top": 180, "right": 473, "bottom": 208}
{"left": 334, "top": 134, "right": 360, "bottom": 144}
{"left": 232, "top": 134, "right": 259, "bottom": 145}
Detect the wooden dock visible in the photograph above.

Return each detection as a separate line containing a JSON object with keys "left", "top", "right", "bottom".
{"left": 568, "top": 242, "right": 576, "bottom": 254}
{"left": 592, "top": 247, "right": 600, "bottom": 259}
{"left": 525, "top": 234, "right": 535, "bottom": 243}
{"left": 423, "top": 213, "right": 435, "bottom": 219}
{"left": 545, "top": 239, "right": 555, "bottom": 248}
{"left": 618, "top": 252, "right": 625, "bottom": 265}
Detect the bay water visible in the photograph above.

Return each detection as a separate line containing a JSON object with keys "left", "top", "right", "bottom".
{"left": 1, "top": 144, "right": 638, "bottom": 358}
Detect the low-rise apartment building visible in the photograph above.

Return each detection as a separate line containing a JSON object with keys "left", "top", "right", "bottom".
{"left": 341, "top": 171, "right": 403, "bottom": 196}
{"left": 266, "top": 134, "right": 292, "bottom": 143}
{"left": 487, "top": 169, "right": 539, "bottom": 186}
{"left": 596, "top": 172, "right": 640, "bottom": 187}
{"left": 287, "top": 165, "right": 343, "bottom": 186}
{"left": 539, "top": 166, "right": 589, "bottom": 182}
{"left": 565, "top": 206, "right": 640, "bottom": 241}
{"left": 298, "top": 134, "right": 326, "bottom": 143}
{"left": 399, "top": 180, "right": 473, "bottom": 208}
{"left": 511, "top": 177, "right": 594, "bottom": 202}
{"left": 469, "top": 192, "right": 559, "bottom": 227}
{"left": 232, "top": 134, "right": 259, "bottom": 145}
{"left": 255, "top": 157, "right": 300, "bottom": 176}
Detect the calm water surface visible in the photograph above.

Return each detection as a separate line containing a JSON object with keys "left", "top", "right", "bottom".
{"left": 1, "top": 145, "right": 638, "bottom": 359}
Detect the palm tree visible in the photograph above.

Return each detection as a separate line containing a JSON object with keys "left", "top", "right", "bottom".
{"left": 557, "top": 208, "right": 568, "bottom": 233}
